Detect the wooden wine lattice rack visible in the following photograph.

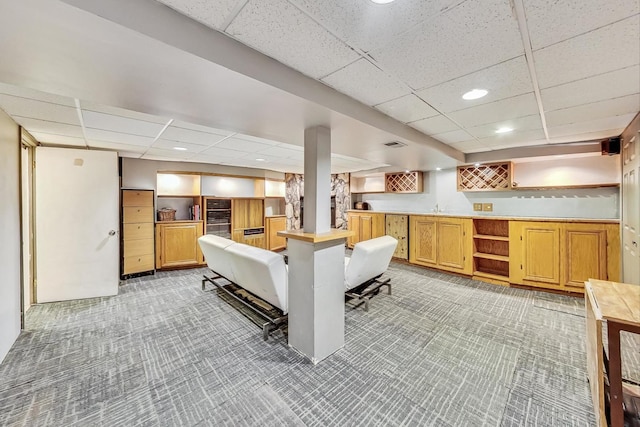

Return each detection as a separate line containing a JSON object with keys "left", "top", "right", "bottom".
{"left": 385, "top": 171, "right": 423, "bottom": 193}
{"left": 457, "top": 162, "right": 512, "bottom": 191}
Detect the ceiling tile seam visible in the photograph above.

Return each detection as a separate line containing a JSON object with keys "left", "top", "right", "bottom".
{"left": 0, "top": 93, "right": 75, "bottom": 109}
{"left": 512, "top": 0, "right": 549, "bottom": 141}
{"left": 73, "top": 99, "right": 89, "bottom": 149}
{"left": 538, "top": 64, "right": 640, "bottom": 92}
{"left": 209, "top": 132, "right": 239, "bottom": 147}
{"left": 81, "top": 107, "right": 172, "bottom": 126}
{"left": 11, "top": 114, "right": 81, "bottom": 127}
{"left": 531, "top": 13, "right": 640, "bottom": 53}
{"left": 221, "top": 0, "right": 250, "bottom": 32}
{"left": 545, "top": 92, "right": 640, "bottom": 114}
{"left": 140, "top": 118, "right": 173, "bottom": 158}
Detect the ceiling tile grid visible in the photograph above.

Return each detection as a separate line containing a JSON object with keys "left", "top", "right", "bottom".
{"left": 540, "top": 65, "right": 640, "bottom": 112}
{"left": 156, "top": 0, "right": 244, "bottom": 31}
{"left": 30, "top": 133, "right": 87, "bottom": 147}
{"left": 160, "top": 125, "right": 230, "bottom": 146}
{"left": 447, "top": 93, "right": 540, "bottom": 129}
{"left": 12, "top": 117, "right": 85, "bottom": 138}
{"left": 533, "top": 16, "right": 640, "bottom": 89}
{"left": 374, "top": 94, "right": 439, "bottom": 123}
{"left": 547, "top": 112, "right": 637, "bottom": 138}
{"left": 478, "top": 129, "right": 547, "bottom": 149}
{"left": 84, "top": 128, "right": 156, "bottom": 147}
{"left": 0, "top": 94, "right": 80, "bottom": 126}
{"left": 432, "top": 129, "right": 475, "bottom": 144}
{"left": 225, "top": 0, "right": 360, "bottom": 80}
{"left": 321, "top": 58, "right": 410, "bottom": 106}
{"left": 81, "top": 110, "right": 166, "bottom": 137}
{"left": 416, "top": 56, "right": 534, "bottom": 113}
{"left": 545, "top": 94, "right": 640, "bottom": 128}
{"left": 409, "top": 114, "right": 461, "bottom": 135}
{"left": 370, "top": 0, "right": 525, "bottom": 90}
{"left": 524, "top": 0, "right": 640, "bottom": 50}
{"left": 465, "top": 114, "right": 543, "bottom": 139}
{"left": 0, "top": 82, "right": 76, "bottom": 107}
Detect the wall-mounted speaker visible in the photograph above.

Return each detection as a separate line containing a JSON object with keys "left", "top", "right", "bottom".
{"left": 601, "top": 137, "right": 621, "bottom": 155}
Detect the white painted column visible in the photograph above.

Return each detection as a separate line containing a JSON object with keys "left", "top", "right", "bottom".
{"left": 280, "top": 126, "right": 352, "bottom": 364}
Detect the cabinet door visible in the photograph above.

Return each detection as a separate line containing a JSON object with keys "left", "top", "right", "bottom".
{"left": 519, "top": 222, "right": 561, "bottom": 286}
{"left": 360, "top": 215, "right": 373, "bottom": 241}
{"left": 563, "top": 224, "right": 608, "bottom": 289}
{"left": 266, "top": 217, "right": 287, "bottom": 251}
{"left": 157, "top": 224, "right": 202, "bottom": 268}
{"left": 409, "top": 216, "right": 437, "bottom": 266}
{"left": 386, "top": 214, "right": 408, "bottom": 259}
{"left": 437, "top": 217, "right": 468, "bottom": 272}
{"left": 347, "top": 213, "right": 360, "bottom": 248}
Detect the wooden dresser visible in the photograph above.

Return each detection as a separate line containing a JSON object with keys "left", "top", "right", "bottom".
{"left": 121, "top": 189, "right": 155, "bottom": 278}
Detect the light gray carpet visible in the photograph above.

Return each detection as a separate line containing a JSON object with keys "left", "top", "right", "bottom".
{"left": 1, "top": 262, "right": 638, "bottom": 426}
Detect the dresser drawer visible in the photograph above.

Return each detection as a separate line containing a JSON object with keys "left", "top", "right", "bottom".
{"left": 123, "top": 206, "right": 154, "bottom": 223}
{"left": 124, "top": 238, "right": 154, "bottom": 257}
{"left": 122, "top": 190, "right": 153, "bottom": 207}
{"left": 123, "top": 254, "right": 155, "bottom": 275}
{"left": 123, "top": 223, "right": 154, "bottom": 240}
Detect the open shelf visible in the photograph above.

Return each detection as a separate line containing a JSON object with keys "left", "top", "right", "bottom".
{"left": 473, "top": 270, "right": 510, "bottom": 282}
{"left": 473, "top": 252, "right": 509, "bottom": 262}
{"left": 473, "top": 234, "right": 509, "bottom": 241}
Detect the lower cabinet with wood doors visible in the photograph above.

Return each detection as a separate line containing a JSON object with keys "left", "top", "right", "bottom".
{"left": 347, "top": 211, "right": 385, "bottom": 248}
{"left": 121, "top": 189, "right": 155, "bottom": 278}
{"left": 385, "top": 214, "right": 409, "bottom": 259}
{"left": 155, "top": 221, "right": 204, "bottom": 269}
{"left": 266, "top": 216, "right": 287, "bottom": 251}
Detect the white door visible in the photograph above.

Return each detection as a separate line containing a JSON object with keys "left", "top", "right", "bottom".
{"left": 622, "top": 130, "right": 640, "bottom": 285}
{"left": 36, "top": 147, "right": 119, "bottom": 302}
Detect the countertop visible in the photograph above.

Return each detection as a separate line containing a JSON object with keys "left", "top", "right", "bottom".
{"left": 346, "top": 210, "right": 619, "bottom": 224}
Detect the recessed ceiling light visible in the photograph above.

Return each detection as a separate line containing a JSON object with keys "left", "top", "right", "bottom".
{"left": 462, "top": 89, "right": 488, "bottom": 100}
{"left": 405, "top": 170, "right": 410, "bottom": 173}
{"left": 474, "top": 163, "right": 480, "bottom": 167}
{"left": 256, "top": 158, "right": 265, "bottom": 162}
{"left": 370, "top": 0, "right": 395, "bottom": 3}
{"left": 495, "top": 127, "right": 513, "bottom": 134}
{"left": 436, "top": 167, "right": 442, "bottom": 171}
{"left": 173, "top": 147, "right": 187, "bottom": 151}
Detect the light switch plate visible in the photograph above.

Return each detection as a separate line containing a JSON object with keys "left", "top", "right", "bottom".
{"left": 473, "top": 203, "right": 483, "bottom": 211}
{"left": 482, "top": 203, "right": 493, "bottom": 212}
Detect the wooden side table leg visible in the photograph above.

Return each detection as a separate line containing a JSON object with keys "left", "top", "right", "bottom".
{"left": 607, "top": 321, "right": 624, "bottom": 427}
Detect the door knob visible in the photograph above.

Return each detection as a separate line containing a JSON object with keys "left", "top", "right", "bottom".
{"left": 109, "top": 230, "right": 116, "bottom": 236}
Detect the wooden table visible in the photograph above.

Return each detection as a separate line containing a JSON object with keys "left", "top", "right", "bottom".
{"left": 585, "top": 279, "right": 640, "bottom": 427}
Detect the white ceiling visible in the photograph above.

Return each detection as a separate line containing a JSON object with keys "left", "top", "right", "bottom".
{"left": 0, "top": 0, "right": 638, "bottom": 174}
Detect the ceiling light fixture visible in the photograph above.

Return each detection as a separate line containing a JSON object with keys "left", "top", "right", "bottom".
{"left": 436, "top": 167, "right": 442, "bottom": 171}
{"left": 474, "top": 163, "right": 480, "bottom": 167}
{"left": 255, "top": 158, "right": 265, "bottom": 161}
{"left": 173, "top": 147, "right": 187, "bottom": 151}
{"left": 462, "top": 89, "right": 488, "bottom": 100}
{"left": 370, "top": 0, "right": 396, "bottom": 4}
{"left": 495, "top": 127, "right": 513, "bottom": 134}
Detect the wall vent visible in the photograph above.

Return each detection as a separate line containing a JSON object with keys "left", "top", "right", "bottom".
{"left": 383, "top": 141, "right": 407, "bottom": 148}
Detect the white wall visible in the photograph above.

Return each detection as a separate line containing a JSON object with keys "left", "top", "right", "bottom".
{"left": 0, "top": 108, "right": 21, "bottom": 363}
{"left": 362, "top": 166, "right": 620, "bottom": 219}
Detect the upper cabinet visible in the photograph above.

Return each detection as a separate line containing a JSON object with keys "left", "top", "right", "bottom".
{"left": 457, "top": 162, "right": 512, "bottom": 192}
{"left": 157, "top": 173, "right": 201, "bottom": 196}
{"left": 351, "top": 171, "right": 423, "bottom": 194}
{"left": 201, "top": 175, "right": 260, "bottom": 198}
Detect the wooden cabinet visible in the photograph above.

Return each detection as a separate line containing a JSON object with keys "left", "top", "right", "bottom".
{"left": 457, "top": 162, "right": 512, "bottom": 191}
{"left": 472, "top": 219, "right": 510, "bottom": 285}
{"left": 266, "top": 216, "right": 286, "bottom": 251}
{"left": 155, "top": 221, "right": 203, "bottom": 269}
{"left": 121, "top": 189, "right": 155, "bottom": 277}
{"left": 409, "top": 215, "right": 472, "bottom": 275}
{"left": 232, "top": 198, "right": 265, "bottom": 249}
{"left": 385, "top": 171, "right": 423, "bottom": 193}
{"left": 385, "top": 214, "right": 408, "bottom": 259}
{"left": 510, "top": 221, "right": 619, "bottom": 292}
{"left": 347, "top": 211, "right": 385, "bottom": 248}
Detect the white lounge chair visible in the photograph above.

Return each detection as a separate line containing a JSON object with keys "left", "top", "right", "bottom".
{"left": 344, "top": 235, "right": 398, "bottom": 311}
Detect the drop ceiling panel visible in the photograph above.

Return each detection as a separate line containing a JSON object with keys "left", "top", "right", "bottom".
{"left": 225, "top": 0, "right": 360, "bottom": 79}
{"left": 155, "top": 0, "right": 242, "bottom": 30}
{"left": 161, "top": 126, "right": 229, "bottom": 146}
{"left": 374, "top": 94, "right": 438, "bottom": 123}
{"left": 81, "top": 102, "right": 170, "bottom": 124}
{"left": 84, "top": 128, "right": 156, "bottom": 146}
{"left": 466, "top": 115, "right": 543, "bottom": 139}
{"left": 29, "top": 132, "right": 86, "bottom": 147}
{"left": 145, "top": 147, "right": 194, "bottom": 159}
{"left": 540, "top": 65, "right": 640, "bottom": 111}
{"left": 533, "top": 16, "right": 640, "bottom": 89}
{"left": 322, "top": 59, "right": 410, "bottom": 106}
{"left": 547, "top": 130, "right": 627, "bottom": 144}
{"left": 448, "top": 93, "right": 539, "bottom": 128}
{"left": 199, "top": 146, "right": 250, "bottom": 159}
{"left": 291, "top": 0, "right": 463, "bottom": 53}
{"left": 255, "top": 145, "right": 305, "bottom": 159}
{"left": 477, "top": 129, "right": 547, "bottom": 148}
{"left": 0, "top": 82, "right": 75, "bottom": 107}
{"left": 371, "top": 0, "right": 524, "bottom": 90}
{"left": 524, "top": 0, "right": 640, "bottom": 50}
{"left": 416, "top": 56, "right": 533, "bottom": 113}
{"left": 152, "top": 139, "right": 210, "bottom": 152}
{"left": 0, "top": 95, "right": 79, "bottom": 125}
{"left": 448, "top": 140, "right": 491, "bottom": 153}
{"left": 214, "top": 136, "right": 278, "bottom": 153}
{"left": 546, "top": 95, "right": 640, "bottom": 128}
{"left": 82, "top": 110, "right": 166, "bottom": 137}
{"left": 12, "top": 118, "right": 85, "bottom": 138}
{"left": 485, "top": 138, "right": 548, "bottom": 151}
{"left": 88, "top": 140, "right": 148, "bottom": 153}
{"left": 547, "top": 113, "right": 637, "bottom": 138}
{"left": 170, "top": 120, "right": 234, "bottom": 135}
{"left": 409, "top": 115, "right": 460, "bottom": 135}
{"left": 433, "top": 129, "right": 474, "bottom": 144}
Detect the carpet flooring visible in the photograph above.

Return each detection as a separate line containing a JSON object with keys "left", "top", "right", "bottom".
{"left": 1, "top": 261, "right": 638, "bottom": 426}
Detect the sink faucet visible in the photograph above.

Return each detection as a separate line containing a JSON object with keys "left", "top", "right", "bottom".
{"left": 433, "top": 203, "right": 442, "bottom": 213}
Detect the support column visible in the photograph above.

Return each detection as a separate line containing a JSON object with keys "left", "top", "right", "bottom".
{"left": 278, "top": 126, "right": 353, "bottom": 364}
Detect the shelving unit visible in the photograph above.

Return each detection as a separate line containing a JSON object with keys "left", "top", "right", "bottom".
{"left": 204, "top": 197, "right": 232, "bottom": 239}
{"left": 472, "top": 219, "right": 510, "bottom": 285}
